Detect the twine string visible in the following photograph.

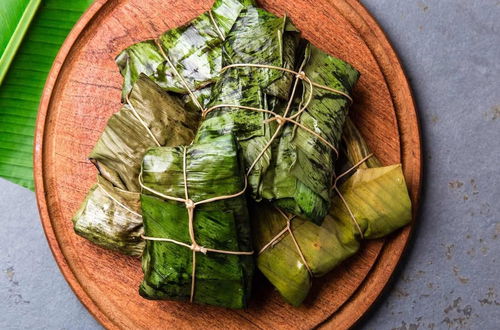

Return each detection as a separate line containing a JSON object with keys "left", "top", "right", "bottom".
{"left": 125, "top": 95, "right": 161, "bottom": 147}
{"left": 140, "top": 146, "right": 253, "bottom": 303}
{"left": 257, "top": 206, "right": 313, "bottom": 277}
{"left": 208, "top": 10, "right": 225, "bottom": 41}
{"left": 245, "top": 61, "right": 306, "bottom": 176}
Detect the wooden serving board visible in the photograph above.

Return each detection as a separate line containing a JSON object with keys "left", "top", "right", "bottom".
{"left": 34, "top": 0, "right": 421, "bottom": 329}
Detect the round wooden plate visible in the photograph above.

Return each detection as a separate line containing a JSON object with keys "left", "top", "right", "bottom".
{"left": 34, "top": 0, "right": 421, "bottom": 329}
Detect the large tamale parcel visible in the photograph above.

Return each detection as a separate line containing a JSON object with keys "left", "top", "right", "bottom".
{"left": 195, "top": 3, "right": 300, "bottom": 197}
{"left": 260, "top": 43, "right": 359, "bottom": 224}
{"left": 115, "top": 0, "right": 254, "bottom": 108}
{"left": 195, "top": 6, "right": 359, "bottom": 224}
{"left": 140, "top": 134, "right": 254, "bottom": 308}
{"left": 72, "top": 76, "right": 198, "bottom": 256}
{"left": 252, "top": 120, "right": 412, "bottom": 306}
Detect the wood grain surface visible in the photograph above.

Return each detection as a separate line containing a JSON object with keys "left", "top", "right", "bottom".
{"left": 33, "top": 0, "right": 421, "bottom": 329}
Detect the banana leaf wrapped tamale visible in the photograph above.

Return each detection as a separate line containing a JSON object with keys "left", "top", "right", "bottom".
{"left": 72, "top": 76, "right": 199, "bottom": 256}
{"left": 89, "top": 75, "right": 199, "bottom": 192}
{"left": 252, "top": 119, "right": 412, "bottom": 306}
{"left": 260, "top": 43, "right": 360, "bottom": 224}
{"left": 195, "top": 4, "right": 301, "bottom": 197}
{"left": 140, "top": 134, "right": 254, "bottom": 308}
{"left": 115, "top": 0, "right": 254, "bottom": 106}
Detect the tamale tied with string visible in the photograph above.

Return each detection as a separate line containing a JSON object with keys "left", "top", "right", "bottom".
{"left": 72, "top": 76, "right": 199, "bottom": 256}
{"left": 260, "top": 44, "right": 359, "bottom": 224}
{"left": 115, "top": 0, "right": 255, "bottom": 106}
{"left": 139, "top": 134, "right": 254, "bottom": 308}
{"left": 193, "top": 4, "right": 359, "bottom": 224}
{"left": 195, "top": 3, "right": 301, "bottom": 198}
{"left": 252, "top": 120, "right": 412, "bottom": 306}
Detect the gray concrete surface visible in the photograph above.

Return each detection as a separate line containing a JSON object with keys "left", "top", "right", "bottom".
{"left": 1, "top": 0, "right": 499, "bottom": 329}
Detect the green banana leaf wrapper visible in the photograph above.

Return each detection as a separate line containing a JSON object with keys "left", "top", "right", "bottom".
{"left": 115, "top": 0, "right": 254, "bottom": 106}
{"left": 260, "top": 43, "right": 360, "bottom": 224}
{"left": 72, "top": 175, "right": 144, "bottom": 257}
{"left": 253, "top": 120, "right": 412, "bottom": 306}
{"left": 89, "top": 75, "right": 199, "bottom": 192}
{"left": 195, "top": 4, "right": 300, "bottom": 198}
{"left": 140, "top": 134, "right": 254, "bottom": 308}
{"left": 73, "top": 76, "right": 198, "bottom": 256}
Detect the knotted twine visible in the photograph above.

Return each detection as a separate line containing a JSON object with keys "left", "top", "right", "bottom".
{"left": 139, "top": 147, "right": 253, "bottom": 302}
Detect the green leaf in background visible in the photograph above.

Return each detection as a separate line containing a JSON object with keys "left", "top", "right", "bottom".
{"left": 0, "top": 0, "right": 41, "bottom": 84}
{"left": 0, "top": 0, "right": 94, "bottom": 190}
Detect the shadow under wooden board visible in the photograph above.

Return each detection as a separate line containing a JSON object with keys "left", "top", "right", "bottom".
{"left": 34, "top": 0, "right": 421, "bottom": 328}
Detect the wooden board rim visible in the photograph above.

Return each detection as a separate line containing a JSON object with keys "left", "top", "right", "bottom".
{"left": 33, "top": 0, "right": 422, "bottom": 329}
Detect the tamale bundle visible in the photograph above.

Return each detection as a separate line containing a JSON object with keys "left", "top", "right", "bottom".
{"left": 89, "top": 75, "right": 199, "bottom": 191}
{"left": 194, "top": 4, "right": 358, "bottom": 224}
{"left": 139, "top": 134, "right": 254, "bottom": 308}
{"left": 260, "top": 44, "right": 359, "bottom": 224}
{"left": 194, "top": 4, "right": 301, "bottom": 198}
{"left": 72, "top": 76, "right": 199, "bottom": 256}
{"left": 115, "top": 0, "right": 253, "bottom": 106}
{"left": 252, "top": 119, "right": 412, "bottom": 306}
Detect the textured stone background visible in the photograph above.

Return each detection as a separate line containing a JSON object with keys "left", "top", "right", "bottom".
{"left": 0, "top": 0, "right": 499, "bottom": 329}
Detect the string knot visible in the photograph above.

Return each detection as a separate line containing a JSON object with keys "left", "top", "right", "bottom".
{"left": 185, "top": 199, "right": 195, "bottom": 209}
{"left": 296, "top": 71, "right": 306, "bottom": 80}
{"left": 274, "top": 115, "right": 286, "bottom": 126}
{"left": 191, "top": 243, "right": 208, "bottom": 254}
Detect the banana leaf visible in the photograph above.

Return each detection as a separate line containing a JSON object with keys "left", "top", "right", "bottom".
{"left": 72, "top": 75, "right": 198, "bottom": 255}
{"left": 115, "top": 0, "right": 252, "bottom": 103}
{"left": 89, "top": 75, "right": 199, "bottom": 192}
{"left": 0, "top": 0, "right": 41, "bottom": 84}
{"left": 195, "top": 5, "right": 300, "bottom": 197}
{"left": 252, "top": 120, "right": 412, "bottom": 306}
{"left": 260, "top": 43, "right": 360, "bottom": 224}
{"left": 140, "top": 134, "right": 254, "bottom": 308}
{"left": 72, "top": 175, "right": 144, "bottom": 257}
{"left": 0, "top": 0, "right": 93, "bottom": 190}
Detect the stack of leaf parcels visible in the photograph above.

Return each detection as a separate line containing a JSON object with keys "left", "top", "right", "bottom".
{"left": 72, "top": 0, "right": 412, "bottom": 308}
